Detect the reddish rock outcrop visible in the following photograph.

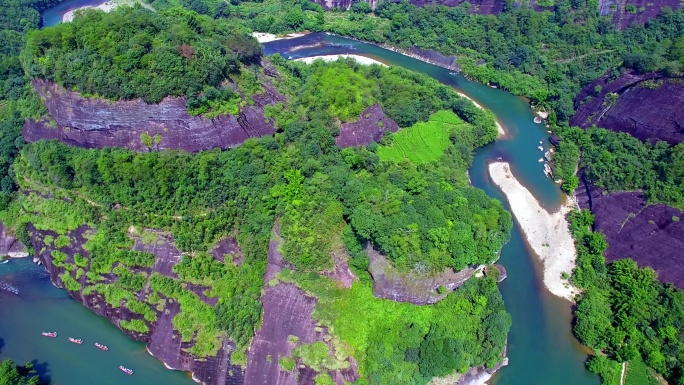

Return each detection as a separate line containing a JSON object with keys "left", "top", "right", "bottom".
{"left": 599, "top": 0, "right": 680, "bottom": 29}
{"left": 576, "top": 177, "right": 684, "bottom": 288}
{"left": 336, "top": 104, "right": 399, "bottom": 148}
{"left": 366, "top": 245, "right": 476, "bottom": 304}
{"left": 571, "top": 71, "right": 684, "bottom": 145}
{"left": 211, "top": 237, "right": 244, "bottom": 266}
{"left": 27, "top": 223, "right": 244, "bottom": 385}
{"left": 245, "top": 225, "right": 359, "bottom": 385}
{"left": 23, "top": 76, "right": 284, "bottom": 152}
{"left": 311, "top": 0, "right": 505, "bottom": 14}
{"left": 0, "top": 220, "right": 27, "bottom": 259}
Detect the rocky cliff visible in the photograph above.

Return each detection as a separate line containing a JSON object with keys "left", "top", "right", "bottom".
{"left": 23, "top": 76, "right": 284, "bottom": 152}
{"left": 576, "top": 175, "right": 684, "bottom": 289}
{"left": 244, "top": 224, "right": 359, "bottom": 385}
{"left": 571, "top": 71, "right": 684, "bottom": 145}
{"left": 0, "top": 221, "right": 27, "bottom": 259}
{"left": 310, "top": 0, "right": 505, "bottom": 14}
{"left": 336, "top": 104, "right": 399, "bottom": 148}
{"left": 311, "top": 0, "right": 676, "bottom": 24}
{"left": 27, "top": 223, "right": 245, "bottom": 385}
{"left": 598, "top": 0, "right": 680, "bottom": 29}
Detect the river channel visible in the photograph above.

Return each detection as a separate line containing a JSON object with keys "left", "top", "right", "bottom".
{"left": 2, "top": 11, "right": 599, "bottom": 385}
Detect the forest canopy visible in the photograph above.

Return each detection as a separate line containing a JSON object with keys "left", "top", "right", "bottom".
{"left": 22, "top": 7, "right": 262, "bottom": 103}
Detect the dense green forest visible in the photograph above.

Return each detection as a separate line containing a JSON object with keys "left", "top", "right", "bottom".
{"left": 0, "top": 6, "right": 511, "bottom": 381}
{"left": 2, "top": 0, "right": 683, "bottom": 382}
{"left": 203, "top": 0, "right": 684, "bottom": 123}
{"left": 23, "top": 8, "right": 262, "bottom": 103}
{"left": 553, "top": 126, "right": 684, "bottom": 209}
{"left": 0, "top": 360, "right": 39, "bottom": 385}
{"left": 569, "top": 210, "right": 684, "bottom": 384}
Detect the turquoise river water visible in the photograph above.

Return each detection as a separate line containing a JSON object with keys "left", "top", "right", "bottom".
{"left": 1, "top": 11, "right": 599, "bottom": 384}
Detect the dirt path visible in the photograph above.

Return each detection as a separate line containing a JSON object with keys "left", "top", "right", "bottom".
{"left": 621, "top": 362, "right": 627, "bottom": 385}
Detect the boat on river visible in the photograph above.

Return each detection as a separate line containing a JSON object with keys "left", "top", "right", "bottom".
{"left": 41, "top": 332, "right": 57, "bottom": 337}
{"left": 68, "top": 337, "right": 83, "bottom": 344}
{"left": 119, "top": 366, "right": 133, "bottom": 375}
{"left": 95, "top": 342, "right": 108, "bottom": 351}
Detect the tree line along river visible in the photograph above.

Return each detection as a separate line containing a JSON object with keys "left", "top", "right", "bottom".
{"left": 0, "top": 9, "right": 599, "bottom": 385}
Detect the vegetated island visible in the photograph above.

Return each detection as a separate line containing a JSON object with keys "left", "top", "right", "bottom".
{"left": 1, "top": 6, "right": 514, "bottom": 385}
{"left": 488, "top": 162, "right": 579, "bottom": 301}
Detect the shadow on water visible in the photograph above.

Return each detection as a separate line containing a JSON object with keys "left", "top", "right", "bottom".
{"left": 28, "top": 359, "right": 52, "bottom": 385}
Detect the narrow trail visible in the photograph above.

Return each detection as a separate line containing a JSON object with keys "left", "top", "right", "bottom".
{"left": 621, "top": 362, "right": 627, "bottom": 385}
{"left": 555, "top": 50, "right": 615, "bottom": 64}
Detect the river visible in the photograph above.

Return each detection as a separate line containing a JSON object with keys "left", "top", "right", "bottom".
{"left": 0, "top": 258, "right": 194, "bottom": 384}
{"left": 264, "top": 33, "right": 599, "bottom": 385}
{"left": 6, "top": 12, "right": 599, "bottom": 385}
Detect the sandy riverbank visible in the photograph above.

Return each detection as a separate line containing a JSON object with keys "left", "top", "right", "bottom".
{"left": 63, "top": 1, "right": 117, "bottom": 22}
{"left": 293, "top": 54, "right": 386, "bottom": 66}
{"left": 456, "top": 92, "right": 505, "bottom": 138}
{"left": 251, "top": 32, "right": 309, "bottom": 43}
{"left": 488, "top": 161, "right": 579, "bottom": 302}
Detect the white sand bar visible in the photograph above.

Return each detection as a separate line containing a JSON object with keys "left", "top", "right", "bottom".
{"left": 294, "top": 54, "right": 386, "bottom": 66}
{"left": 63, "top": 1, "right": 118, "bottom": 22}
{"left": 251, "top": 32, "right": 308, "bottom": 43}
{"left": 457, "top": 92, "right": 505, "bottom": 138}
{"left": 488, "top": 161, "right": 579, "bottom": 301}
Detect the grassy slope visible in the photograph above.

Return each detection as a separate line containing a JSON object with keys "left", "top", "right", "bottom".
{"left": 377, "top": 110, "right": 468, "bottom": 165}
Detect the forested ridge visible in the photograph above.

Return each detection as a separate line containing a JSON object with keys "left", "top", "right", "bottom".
{"left": 0, "top": 6, "right": 513, "bottom": 382}
{"left": 1, "top": 0, "right": 683, "bottom": 383}
{"left": 199, "top": 0, "right": 684, "bottom": 122}
{"left": 569, "top": 210, "right": 684, "bottom": 384}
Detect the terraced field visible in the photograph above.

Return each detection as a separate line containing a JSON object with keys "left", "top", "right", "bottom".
{"left": 625, "top": 358, "right": 660, "bottom": 385}
{"left": 377, "top": 110, "right": 470, "bottom": 165}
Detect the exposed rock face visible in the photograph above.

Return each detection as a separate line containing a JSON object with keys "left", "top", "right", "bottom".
{"left": 576, "top": 177, "right": 684, "bottom": 288}
{"left": 366, "top": 245, "right": 476, "bottom": 304}
{"left": 309, "top": 0, "right": 678, "bottom": 23}
{"left": 336, "top": 104, "right": 399, "bottom": 148}
{"left": 27, "top": 223, "right": 245, "bottom": 385}
{"left": 406, "top": 0, "right": 505, "bottom": 14}
{"left": 245, "top": 225, "right": 359, "bottom": 385}
{"left": 598, "top": 0, "right": 680, "bottom": 29}
{"left": 23, "top": 77, "right": 284, "bottom": 152}
{"left": 211, "top": 237, "right": 244, "bottom": 266}
{"left": 0, "top": 220, "right": 27, "bottom": 259}
{"left": 571, "top": 71, "right": 684, "bottom": 145}
{"left": 310, "top": 0, "right": 505, "bottom": 14}
{"left": 321, "top": 243, "right": 357, "bottom": 289}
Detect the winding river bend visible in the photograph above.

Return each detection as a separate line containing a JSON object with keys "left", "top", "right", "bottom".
{"left": 1, "top": 11, "right": 599, "bottom": 385}
{"left": 264, "top": 34, "right": 599, "bottom": 385}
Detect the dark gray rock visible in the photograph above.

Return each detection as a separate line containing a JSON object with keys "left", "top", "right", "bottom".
{"left": 571, "top": 71, "right": 684, "bottom": 145}
{"left": 0, "top": 220, "right": 27, "bottom": 258}
{"left": 336, "top": 104, "right": 399, "bottom": 148}
{"left": 27, "top": 223, "right": 244, "bottom": 385}
{"left": 23, "top": 77, "right": 284, "bottom": 152}
{"left": 211, "top": 237, "right": 244, "bottom": 266}
{"left": 245, "top": 224, "right": 359, "bottom": 385}
{"left": 366, "top": 245, "right": 476, "bottom": 304}
{"left": 576, "top": 176, "right": 684, "bottom": 288}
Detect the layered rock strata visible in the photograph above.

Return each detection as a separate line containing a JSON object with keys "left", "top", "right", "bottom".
{"left": 27, "top": 223, "right": 244, "bottom": 385}
{"left": 23, "top": 77, "right": 284, "bottom": 152}
{"left": 244, "top": 225, "right": 359, "bottom": 384}
{"left": 571, "top": 71, "right": 684, "bottom": 145}
{"left": 576, "top": 176, "right": 684, "bottom": 288}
